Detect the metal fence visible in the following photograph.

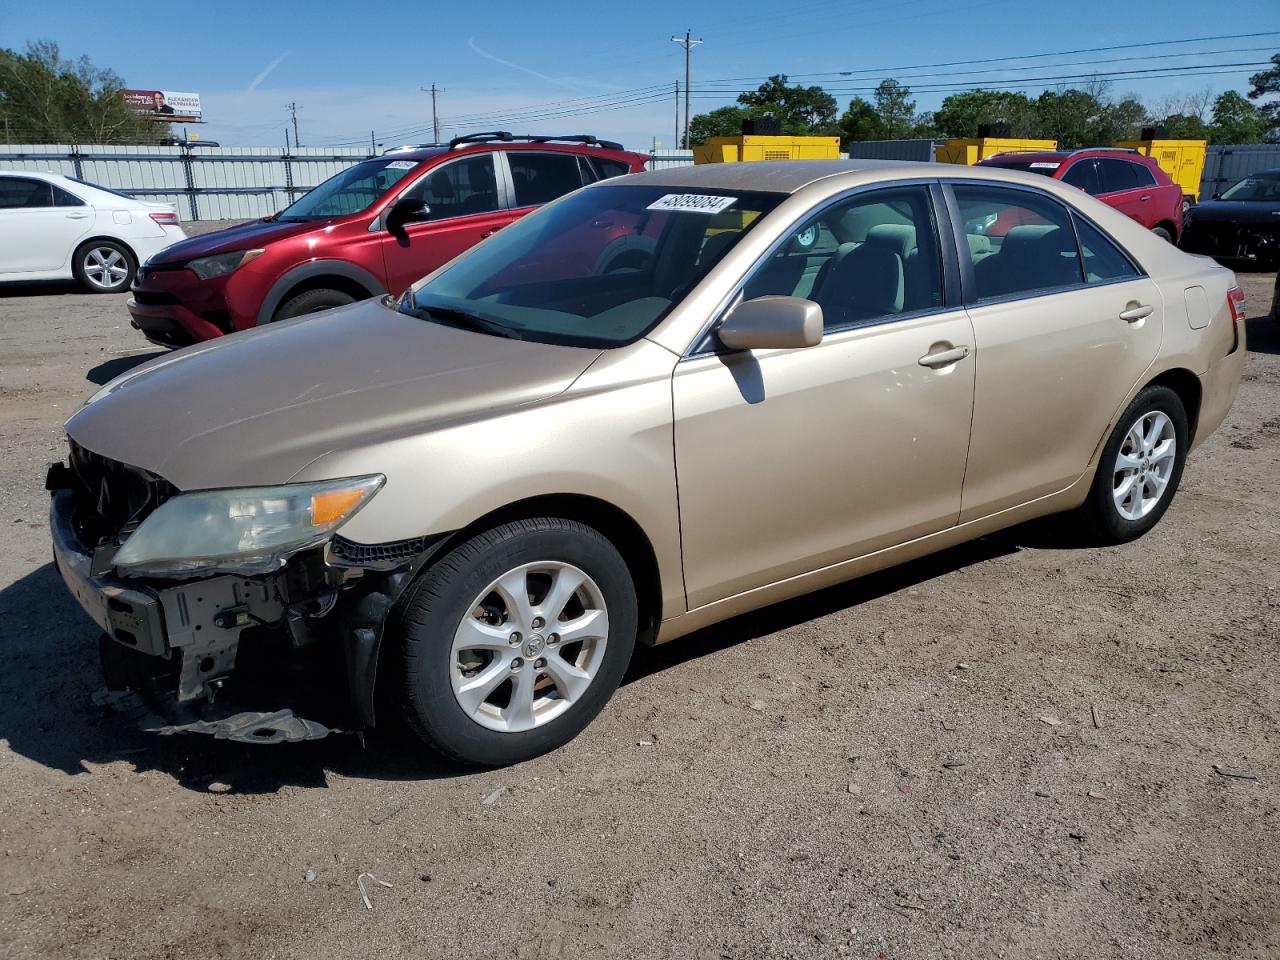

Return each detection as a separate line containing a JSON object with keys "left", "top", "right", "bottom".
{"left": 1201, "top": 143, "right": 1280, "bottom": 198}
{"left": 0, "top": 144, "right": 377, "bottom": 220}
{"left": 847, "top": 139, "right": 939, "bottom": 162}
{"left": 0, "top": 144, "right": 698, "bottom": 220}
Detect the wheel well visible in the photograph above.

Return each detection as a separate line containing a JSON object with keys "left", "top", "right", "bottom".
{"left": 273, "top": 274, "right": 375, "bottom": 318}
{"left": 438, "top": 494, "right": 663, "bottom": 642}
{"left": 1146, "top": 368, "right": 1201, "bottom": 441}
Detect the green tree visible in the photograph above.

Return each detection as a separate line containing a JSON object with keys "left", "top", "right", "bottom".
{"left": 1209, "top": 90, "right": 1265, "bottom": 143}
{"left": 1156, "top": 113, "right": 1211, "bottom": 140}
{"left": 0, "top": 41, "right": 167, "bottom": 144}
{"left": 687, "top": 74, "right": 838, "bottom": 145}
{"left": 838, "top": 96, "right": 882, "bottom": 143}
{"left": 872, "top": 79, "right": 916, "bottom": 139}
{"left": 933, "top": 89, "right": 1040, "bottom": 138}
{"left": 1245, "top": 54, "right": 1280, "bottom": 142}
{"left": 687, "top": 105, "right": 749, "bottom": 146}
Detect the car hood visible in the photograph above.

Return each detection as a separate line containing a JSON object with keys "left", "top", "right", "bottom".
{"left": 1187, "top": 199, "right": 1280, "bottom": 224}
{"left": 66, "top": 299, "right": 603, "bottom": 490}
{"left": 144, "top": 216, "right": 332, "bottom": 263}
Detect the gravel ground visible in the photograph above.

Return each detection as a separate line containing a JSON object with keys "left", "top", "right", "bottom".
{"left": 0, "top": 236, "right": 1277, "bottom": 958}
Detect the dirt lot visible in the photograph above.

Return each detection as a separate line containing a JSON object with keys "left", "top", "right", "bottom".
{"left": 0, "top": 235, "right": 1276, "bottom": 958}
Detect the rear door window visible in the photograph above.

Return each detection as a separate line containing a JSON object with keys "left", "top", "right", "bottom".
{"left": 590, "top": 158, "right": 634, "bottom": 180}
{"left": 1073, "top": 214, "right": 1141, "bottom": 284}
{"left": 953, "top": 184, "right": 1084, "bottom": 301}
{"left": 0, "top": 176, "right": 53, "bottom": 208}
{"left": 506, "top": 152, "right": 590, "bottom": 207}
{"left": 1128, "top": 161, "right": 1157, "bottom": 188}
{"left": 1097, "top": 158, "right": 1139, "bottom": 194}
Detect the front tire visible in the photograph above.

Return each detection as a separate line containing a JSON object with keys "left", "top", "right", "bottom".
{"left": 73, "top": 240, "right": 135, "bottom": 293}
{"left": 395, "top": 518, "right": 637, "bottom": 767}
{"left": 273, "top": 287, "right": 357, "bottom": 321}
{"left": 1077, "top": 385, "right": 1188, "bottom": 544}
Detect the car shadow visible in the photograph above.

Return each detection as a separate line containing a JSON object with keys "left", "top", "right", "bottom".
{"left": 1, "top": 519, "right": 1077, "bottom": 794}
{"left": 1246, "top": 314, "right": 1280, "bottom": 355}
{"left": 85, "top": 351, "right": 167, "bottom": 385}
{"left": 0, "top": 279, "right": 90, "bottom": 298}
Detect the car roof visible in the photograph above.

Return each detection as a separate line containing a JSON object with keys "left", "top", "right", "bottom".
{"left": 376, "top": 142, "right": 644, "bottom": 163}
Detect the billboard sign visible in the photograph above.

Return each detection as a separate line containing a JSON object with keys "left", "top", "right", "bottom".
{"left": 122, "top": 90, "right": 202, "bottom": 122}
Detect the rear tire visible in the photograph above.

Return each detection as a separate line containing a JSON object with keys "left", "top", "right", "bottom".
{"left": 1076, "top": 385, "right": 1188, "bottom": 544}
{"left": 72, "top": 240, "right": 135, "bottom": 293}
{"left": 1152, "top": 226, "right": 1174, "bottom": 244}
{"left": 395, "top": 518, "right": 637, "bottom": 767}
{"left": 273, "top": 287, "right": 357, "bottom": 321}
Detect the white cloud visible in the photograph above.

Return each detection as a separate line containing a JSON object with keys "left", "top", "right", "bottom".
{"left": 247, "top": 53, "right": 289, "bottom": 93}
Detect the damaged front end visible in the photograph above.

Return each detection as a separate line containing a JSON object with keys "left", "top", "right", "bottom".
{"left": 48, "top": 443, "right": 438, "bottom": 744}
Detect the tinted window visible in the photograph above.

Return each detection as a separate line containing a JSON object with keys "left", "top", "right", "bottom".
{"left": 52, "top": 185, "right": 85, "bottom": 207}
{"left": 1073, "top": 214, "right": 1141, "bottom": 283}
{"left": 953, "top": 184, "right": 1083, "bottom": 301}
{"left": 591, "top": 158, "right": 633, "bottom": 180}
{"left": 1061, "top": 160, "right": 1102, "bottom": 196}
{"left": 745, "top": 185, "right": 943, "bottom": 329}
{"left": 0, "top": 177, "right": 53, "bottom": 209}
{"left": 1098, "top": 158, "right": 1139, "bottom": 194}
{"left": 1219, "top": 172, "right": 1280, "bottom": 202}
{"left": 507, "top": 152, "right": 588, "bottom": 207}
{"left": 409, "top": 185, "right": 784, "bottom": 348}
{"left": 404, "top": 155, "right": 500, "bottom": 220}
{"left": 1128, "top": 161, "right": 1156, "bottom": 188}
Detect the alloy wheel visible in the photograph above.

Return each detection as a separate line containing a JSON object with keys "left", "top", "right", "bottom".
{"left": 450, "top": 561, "right": 609, "bottom": 733}
{"left": 1112, "top": 410, "right": 1176, "bottom": 521}
{"left": 83, "top": 247, "right": 129, "bottom": 289}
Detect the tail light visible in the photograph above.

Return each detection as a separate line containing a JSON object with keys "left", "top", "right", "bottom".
{"left": 149, "top": 212, "right": 180, "bottom": 226}
{"left": 1227, "top": 285, "right": 1245, "bottom": 353}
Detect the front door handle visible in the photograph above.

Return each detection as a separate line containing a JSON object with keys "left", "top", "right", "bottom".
{"left": 1119, "top": 304, "right": 1154, "bottom": 322}
{"left": 918, "top": 345, "right": 970, "bottom": 368}
{"left": 481, "top": 224, "right": 507, "bottom": 239}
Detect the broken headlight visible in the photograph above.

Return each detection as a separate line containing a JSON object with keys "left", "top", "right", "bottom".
{"left": 112, "top": 475, "right": 384, "bottom": 578}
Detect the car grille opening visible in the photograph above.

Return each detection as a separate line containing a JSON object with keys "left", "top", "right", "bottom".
{"left": 67, "top": 441, "right": 177, "bottom": 548}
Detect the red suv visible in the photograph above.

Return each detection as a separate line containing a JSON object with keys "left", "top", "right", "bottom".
{"left": 127, "top": 133, "right": 648, "bottom": 347}
{"left": 977, "top": 149, "right": 1183, "bottom": 242}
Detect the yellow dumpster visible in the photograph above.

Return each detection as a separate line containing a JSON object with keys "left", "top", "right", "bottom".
{"left": 693, "top": 135, "right": 841, "bottom": 164}
{"left": 935, "top": 137, "right": 1058, "bottom": 165}
{"left": 1112, "top": 139, "right": 1206, "bottom": 203}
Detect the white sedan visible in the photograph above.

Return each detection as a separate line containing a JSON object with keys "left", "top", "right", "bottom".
{"left": 0, "top": 171, "right": 186, "bottom": 293}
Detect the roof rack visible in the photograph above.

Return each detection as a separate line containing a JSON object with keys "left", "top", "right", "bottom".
{"left": 447, "top": 131, "right": 625, "bottom": 151}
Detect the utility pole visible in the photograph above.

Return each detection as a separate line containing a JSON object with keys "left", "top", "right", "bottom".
{"left": 421, "top": 84, "right": 445, "bottom": 144}
{"left": 285, "top": 101, "right": 301, "bottom": 148}
{"left": 674, "top": 81, "right": 680, "bottom": 150}
{"left": 670, "top": 29, "right": 702, "bottom": 148}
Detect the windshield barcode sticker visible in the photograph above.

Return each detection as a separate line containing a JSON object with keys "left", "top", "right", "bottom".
{"left": 647, "top": 194, "right": 738, "bottom": 214}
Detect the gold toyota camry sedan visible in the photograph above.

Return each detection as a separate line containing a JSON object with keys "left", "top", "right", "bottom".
{"left": 49, "top": 159, "right": 1245, "bottom": 765}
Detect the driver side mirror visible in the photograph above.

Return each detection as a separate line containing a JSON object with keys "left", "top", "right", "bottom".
{"left": 717, "top": 296, "right": 823, "bottom": 351}
{"left": 385, "top": 197, "right": 432, "bottom": 241}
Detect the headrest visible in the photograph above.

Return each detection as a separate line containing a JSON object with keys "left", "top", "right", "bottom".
{"left": 865, "top": 223, "right": 917, "bottom": 260}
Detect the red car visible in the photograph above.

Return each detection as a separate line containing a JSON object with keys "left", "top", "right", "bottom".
{"left": 977, "top": 149, "right": 1183, "bottom": 243}
{"left": 127, "top": 133, "right": 648, "bottom": 347}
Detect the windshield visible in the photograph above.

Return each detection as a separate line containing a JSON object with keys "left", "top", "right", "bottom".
{"left": 405, "top": 184, "right": 785, "bottom": 348}
{"left": 277, "top": 157, "right": 422, "bottom": 220}
{"left": 982, "top": 160, "right": 1061, "bottom": 176}
{"left": 1219, "top": 172, "right": 1280, "bottom": 202}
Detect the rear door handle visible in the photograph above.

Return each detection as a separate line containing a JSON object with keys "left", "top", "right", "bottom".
{"left": 1119, "top": 304, "right": 1154, "bottom": 322}
{"left": 65, "top": 212, "right": 90, "bottom": 219}
{"left": 1139, "top": 195, "right": 1151, "bottom": 202}
{"left": 918, "top": 345, "right": 970, "bottom": 368}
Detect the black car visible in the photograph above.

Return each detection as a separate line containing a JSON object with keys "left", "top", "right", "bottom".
{"left": 1180, "top": 168, "right": 1280, "bottom": 268}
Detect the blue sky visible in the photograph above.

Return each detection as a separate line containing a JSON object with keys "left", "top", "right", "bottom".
{"left": 5, "top": 0, "right": 1277, "bottom": 149}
